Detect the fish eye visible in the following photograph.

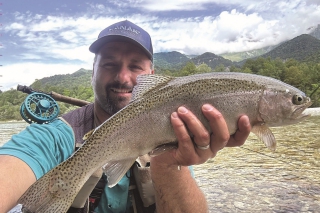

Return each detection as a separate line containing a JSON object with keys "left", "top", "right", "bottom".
{"left": 292, "top": 94, "right": 304, "bottom": 105}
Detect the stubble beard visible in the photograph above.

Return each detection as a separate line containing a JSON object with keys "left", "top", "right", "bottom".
{"left": 94, "top": 82, "right": 132, "bottom": 116}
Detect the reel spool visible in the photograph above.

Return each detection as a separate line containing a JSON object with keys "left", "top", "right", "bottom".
{"left": 20, "top": 92, "right": 60, "bottom": 124}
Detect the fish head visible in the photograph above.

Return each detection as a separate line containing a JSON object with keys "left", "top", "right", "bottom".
{"left": 258, "top": 87, "right": 312, "bottom": 127}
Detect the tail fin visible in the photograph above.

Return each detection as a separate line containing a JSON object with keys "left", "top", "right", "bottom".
{"left": 18, "top": 163, "right": 81, "bottom": 213}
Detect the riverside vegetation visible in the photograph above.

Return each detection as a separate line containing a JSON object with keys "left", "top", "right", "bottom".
{"left": 0, "top": 57, "right": 319, "bottom": 121}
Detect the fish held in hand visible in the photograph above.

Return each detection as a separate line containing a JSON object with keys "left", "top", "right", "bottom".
{"left": 18, "top": 72, "right": 312, "bottom": 212}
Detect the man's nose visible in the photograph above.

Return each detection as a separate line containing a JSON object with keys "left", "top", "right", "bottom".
{"left": 115, "top": 66, "right": 131, "bottom": 83}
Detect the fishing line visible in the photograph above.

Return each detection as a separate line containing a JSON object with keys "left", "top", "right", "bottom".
{"left": 239, "top": 146, "right": 298, "bottom": 167}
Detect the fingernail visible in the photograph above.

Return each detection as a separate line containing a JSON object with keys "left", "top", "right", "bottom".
{"left": 202, "top": 104, "right": 213, "bottom": 111}
{"left": 178, "top": 106, "right": 188, "bottom": 114}
{"left": 171, "top": 112, "right": 178, "bottom": 118}
{"left": 244, "top": 117, "right": 250, "bottom": 127}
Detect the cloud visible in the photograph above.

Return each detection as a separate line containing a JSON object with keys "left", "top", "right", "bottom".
{"left": 146, "top": 1, "right": 320, "bottom": 54}
{"left": 148, "top": 9, "right": 290, "bottom": 54}
{"left": 7, "top": 23, "right": 25, "bottom": 30}
{"left": 2, "top": 0, "right": 320, "bottom": 91}
{"left": 5, "top": 1, "right": 320, "bottom": 57}
{"left": 126, "top": 0, "right": 320, "bottom": 18}
{"left": 4, "top": 14, "right": 103, "bottom": 62}
{"left": 4, "top": 13, "right": 159, "bottom": 62}
{"left": 136, "top": 0, "right": 216, "bottom": 11}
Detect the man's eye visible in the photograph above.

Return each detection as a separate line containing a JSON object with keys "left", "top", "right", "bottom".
{"left": 103, "top": 63, "right": 116, "bottom": 67}
{"left": 130, "top": 65, "right": 142, "bottom": 70}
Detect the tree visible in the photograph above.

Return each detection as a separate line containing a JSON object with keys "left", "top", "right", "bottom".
{"left": 177, "top": 61, "right": 197, "bottom": 76}
{"left": 229, "top": 65, "right": 242, "bottom": 73}
{"left": 196, "top": 63, "right": 212, "bottom": 74}
{"left": 213, "top": 64, "right": 226, "bottom": 72}
{"left": 283, "top": 66, "right": 304, "bottom": 88}
{"left": 242, "top": 57, "right": 267, "bottom": 74}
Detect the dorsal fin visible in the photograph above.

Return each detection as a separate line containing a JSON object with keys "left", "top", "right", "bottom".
{"left": 131, "top": 74, "right": 174, "bottom": 100}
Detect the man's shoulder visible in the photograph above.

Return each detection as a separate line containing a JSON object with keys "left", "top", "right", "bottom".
{"left": 60, "top": 103, "right": 94, "bottom": 145}
{"left": 62, "top": 103, "right": 94, "bottom": 117}
{"left": 61, "top": 103, "right": 94, "bottom": 126}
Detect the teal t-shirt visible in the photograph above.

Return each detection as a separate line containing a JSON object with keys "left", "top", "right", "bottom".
{"left": 0, "top": 118, "right": 194, "bottom": 213}
{"left": 0, "top": 119, "right": 74, "bottom": 179}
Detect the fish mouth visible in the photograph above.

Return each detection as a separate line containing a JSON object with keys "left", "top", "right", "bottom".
{"left": 292, "top": 98, "right": 313, "bottom": 120}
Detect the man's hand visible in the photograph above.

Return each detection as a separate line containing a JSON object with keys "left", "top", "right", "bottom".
{"left": 152, "top": 104, "right": 251, "bottom": 166}
{"left": 150, "top": 104, "right": 251, "bottom": 213}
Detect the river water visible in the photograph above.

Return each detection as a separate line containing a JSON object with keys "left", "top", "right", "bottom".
{"left": 1, "top": 110, "right": 319, "bottom": 212}
{"left": 194, "top": 114, "right": 320, "bottom": 212}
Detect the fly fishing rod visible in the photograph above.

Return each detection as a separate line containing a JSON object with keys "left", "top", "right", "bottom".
{"left": 17, "top": 85, "right": 90, "bottom": 124}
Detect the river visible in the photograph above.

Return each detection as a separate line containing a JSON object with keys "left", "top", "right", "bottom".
{"left": 1, "top": 110, "right": 319, "bottom": 212}
{"left": 194, "top": 114, "right": 320, "bottom": 212}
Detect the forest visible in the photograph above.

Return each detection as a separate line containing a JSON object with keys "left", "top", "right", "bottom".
{"left": 0, "top": 57, "right": 319, "bottom": 121}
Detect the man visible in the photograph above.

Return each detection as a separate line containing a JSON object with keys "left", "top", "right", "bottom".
{"left": 0, "top": 20, "right": 251, "bottom": 213}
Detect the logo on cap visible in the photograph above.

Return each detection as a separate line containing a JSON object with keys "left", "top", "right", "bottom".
{"left": 109, "top": 25, "right": 141, "bottom": 35}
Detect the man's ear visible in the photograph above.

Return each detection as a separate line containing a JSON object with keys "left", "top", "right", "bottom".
{"left": 92, "top": 64, "right": 95, "bottom": 78}
{"left": 92, "top": 54, "right": 97, "bottom": 79}
{"left": 91, "top": 63, "right": 95, "bottom": 85}
{"left": 151, "top": 69, "right": 155, "bottom": 74}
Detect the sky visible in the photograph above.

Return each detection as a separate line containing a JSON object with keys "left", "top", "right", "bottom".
{"left": 1, "top": 0, "right": 320, "bottom": 91}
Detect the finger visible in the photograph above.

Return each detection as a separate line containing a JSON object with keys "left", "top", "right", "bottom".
{"left": 170, "top": 111, "right": 198, "bottom": 165}
{"left": 176, "top": 107, "right": 211, "bottom": 152}
{"left": 201, "top": 104, "right": 230, "bottom": 155}
{"left": 226, "top": 115, "right": 251, "bottom": 147}
{"left": 171, "top": 107, "right": 211, "bottom": 165}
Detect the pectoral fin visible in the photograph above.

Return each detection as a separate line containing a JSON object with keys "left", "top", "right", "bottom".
{"left": 102, "top": 158, "right": 136, "bottom": 187}
{"left": 251, "top": 124, "right": 276, "bottom": 151}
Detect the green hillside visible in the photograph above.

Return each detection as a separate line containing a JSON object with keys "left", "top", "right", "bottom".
{"left": 191, "top": 52, "right": 233, "bottom": 70}
{"left": 31, "top": 68, "right": 92, "bottom": 90}
{"left": 260, "top": 34, "right": 320, "bottom": 62}
{"left": 153, "top": 51, "right": 190, "bottom": 72}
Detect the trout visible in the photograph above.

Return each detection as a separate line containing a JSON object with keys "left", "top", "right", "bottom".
{"left": 18, "top": 72, "right": 312, "bottom": 212}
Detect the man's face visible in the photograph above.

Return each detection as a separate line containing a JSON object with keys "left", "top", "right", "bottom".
{"left": 92, "top": 41, "right": 154, "bottom": 115}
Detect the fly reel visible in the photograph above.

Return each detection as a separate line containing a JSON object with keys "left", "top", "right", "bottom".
{"left": 20, "top": 92, "right": 60, "bottom": 124}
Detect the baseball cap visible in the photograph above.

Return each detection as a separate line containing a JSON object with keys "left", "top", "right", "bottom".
{"left": 89, "top": 20, "right": 153, "bottom": 61}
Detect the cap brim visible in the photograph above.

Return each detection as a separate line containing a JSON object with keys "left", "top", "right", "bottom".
{"left": 89, "top": 35, "right": 152, "bottom": 60}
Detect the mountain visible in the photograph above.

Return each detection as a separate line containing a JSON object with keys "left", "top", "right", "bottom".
{"left": 154, "top": 51, "right": 232, "bottom": 71}
{"left": 154, "top": 51, "right": 189, "bottom": 64}
{"left": 31, "top": 68, "right": 92, "bottom": 89}
{"left": 190, "top": 52, "right": 233, "bottom": 69}
{"left": 153, "top": 51, "right": 190, "bottom": 71}
{"left": 258, "top": 34, "right": 320, "bottom": 62}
